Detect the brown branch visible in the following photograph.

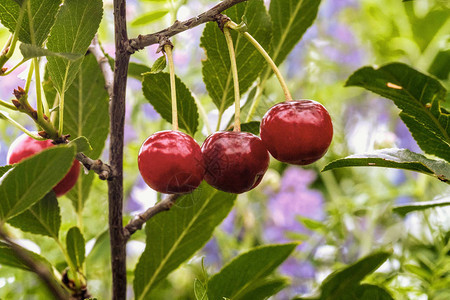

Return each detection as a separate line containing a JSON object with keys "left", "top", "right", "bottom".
{"left": 0, "top": 228, "right": 69, "bottom": 300}
{"left": 127, "top": 0, "right": 248, "bottom": 53}
{"left": 75, "top": 152, "right": 113, "bottom": 181}
{"left": 88, "top": 35, "right": 114, "bottom": 97}
{"left": 124, "top": 194, "right": 180, "bottom": 240}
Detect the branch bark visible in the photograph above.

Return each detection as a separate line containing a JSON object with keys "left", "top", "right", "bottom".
{"left": 88, "top": 35, "right": 114, "bottom": 97}
{"left": 127, "top": 0, "right": 248, "bottom": 52}
{"left": 123, "top": 194, "right": 180, "bottom": 240}
{"left": 75, "top": 152, "right": 113, "bottom": 180}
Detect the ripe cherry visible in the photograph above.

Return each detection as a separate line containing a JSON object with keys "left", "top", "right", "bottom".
{"left": 138, "top": 130, "right": 205, "bottom": 194}
{"left": 201, "top": 131, "right": 270, "bottom": 194}
{"left": 7, "top": 133, "right": 80, "bottom": 197}
{"left": 260, "top": 100, "right": 333, "bottom": 165}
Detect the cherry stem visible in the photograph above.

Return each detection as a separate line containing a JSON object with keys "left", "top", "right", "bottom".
{"left": 164, "top": 44, "right": 178, "bottom": 131}
{"left": 227, "top": 21, "right": 293, "bottom": 102}
{"left": 0, "top": 110, "right": 45, "bottom": 140}
{"left": 223, "top": 26, "right": 241, "bottom": 132}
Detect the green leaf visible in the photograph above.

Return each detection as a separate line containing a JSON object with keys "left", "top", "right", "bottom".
{"left": 46, "top": 0, "right": 103, "bottom": 93}
{"left": 133, "top": 183, "right": 236, "bottom": 299}
{"left": 207, "top": 243, "right": 298, "bottom": 300}
{"left": 393, "top": 198, "right": 450, "bottom": 216}
{"left": 7, "top": 192, "right": 61, "bottom": 238}
{"left": 0, "top": 165, "right": 13, "bottom": 177}
{"left": 234, "top": 277, "right": 289, "bottom": 300}
{"left": 201, "top": 0, "right": 272, "bottom": 114}
{"left": 297, "top": 216, "right": 325, "bottom": 231}
{"left": 67, "top": 136, "right": 93, "bottom": 153}
{"left": 0, "top": 0, "right": 62, "bottom": 46}
{"left": 320, "top": 251, "right": 392, "bottom": 300}
{"left": 0, "top": 146, "right": 75, "bottom": 221}
{"left": 346, "top": 63, "right": 450, "bottom": 162}
{"left": 131, "top": 10, "right": 169, "bottom": 27}
{"left": 194, "top": 278, "right": 208, "bottom": 300}
{"left": 63, "top": 54, "right": 109, "bottom": 211}
{"left": 150, "top": 55, "right": 167, "bottom": 73}
{"left": 66, "top": 226, "right": 85, "bottom": 270}
{"left": 19, "top": 43, "right": 82, "bottom": 61}
{"left": 269, "top": 0, "right": 321, "bottom": 66}
{"left": 241, "top": 121, "right": 261, "bottom": 135}
{"left": 0, "top": 241, "right": 52, "bottom": 271}
{"left": 322, "top": 148, "right": 450, "bottom": 184}
{"left": 428, "top": 50, "right": 450, "bottom": 80}
{"left": 352, "top": 284, "right": 394, "bottom": 300}
{"left": 142, "top": 72, "right": 199, "bottom": 135}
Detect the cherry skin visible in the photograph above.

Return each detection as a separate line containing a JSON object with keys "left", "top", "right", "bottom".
{"left": 138, "top": 130, "right": 205, "bottom": 194}
{"left": 201, "top": 131, "right": 270, "bottom": 194}
{"left": 7, "top": 134, "right": 80, "bottom": 197}
{"left": 260, "top": 100, "right": 333, "bottom": 165}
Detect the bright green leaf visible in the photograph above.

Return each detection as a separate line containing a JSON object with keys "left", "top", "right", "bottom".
{"left": 131, "top": 10, "right": 169, "bottom": 27}
{"left": 346, "top": 63, "right": 450, "bottom": 162}
{"left": 394, "top": 198, "right": 450, "bottom": 216}
{"left": 67, "top": 136, "right": 93, "bottom": 153}
{"left": 150, "top": 55, "right": 167, "bottom": 73}
{"left": 47, "top": 0, "right": 103, "bottom": 93}
{"left": 207, "top": 243, "right": 298, "bottom": 300}
{"left": 133, "top": 183, "right": 236, "bottom": 299}
{"left": 7, "top": 192, "right": 61, "bottom": 239}
{"left": 297, "top": 216, "right": 325, "bottom": 231}
{"left": 142, "top": 72, "right": 199, "bottom": 135}
{"left": 19, "top": 43, "right": 82, "bottom": 61}
{"left": 66, "top": 226, "right": 85, "bottom": 270}
{"left": 0, "top": 146, "right": 75, "bottom": 221}
{"left": 322, "top": 148, "right": 450, "bottom": 184}
{"left": 194, "top": 279, "right": 208, "bottom": 300}
{"left": 0, "top": 241, "right": 52, "bottom": 271}
{"left": 201, "top": 0, "right": 272, "bottom": 114}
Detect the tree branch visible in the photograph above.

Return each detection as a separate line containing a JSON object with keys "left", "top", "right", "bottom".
{"left": 88, "top": 35, "right": 114, "bottom": 97}
{"left": 0, "top": 228, "right": 69, "bottom": 300}
{"left": 123, "top": 194, "right": 180, "bottom": 240}
{"left": 75, "top": 152, "right": 113, "bottom": 180}
{"left": 127, "top": 0, "right": 248, "bottom": 52}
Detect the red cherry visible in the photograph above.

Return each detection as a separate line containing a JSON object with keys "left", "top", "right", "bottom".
{"left": 138, "top": 130, "right": 205, "bottom": 194}
{"left": 201, "top": 131, "right": 269, "bottom": 194}
{"left": 260, "top": 100, "right": 333, "bottom": 165}
{"left": 7, "top": 134, "right": 80, "bottom": 197}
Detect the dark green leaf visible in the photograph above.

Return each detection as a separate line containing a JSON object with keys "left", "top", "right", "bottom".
{"left": 66, "top": 226, "right": 85, "bottom": 270}
{"left": 67, "top": 136, "right": 92, "bottom": 153}
{"left": 201, "top": 0, "right": 272, "bottom": 114}
{"left": 343, "top": 284, "right": 394, "bottom": 300}
{"left": 346, "top": 63, "right": 450, "bottom": 162}
{"left": 207, "top": 243, "right": 298, "bottom": 300}
{"left": 8, "top": 192, "right": 61, "bottom": 238}
{"left": 0, "top": 146, "right": 75, "bottom": 220}
{"left": 428, "top": 50, "right": 450, "bottom": 80}
{"left": 142, "top": 72, "right": 199, "bottom": 135}
{"left": 47, "top": 0, "right": 103, "bottom": 93}
{"left": 322, "top": 148, "right": 450, "bottom": 183}
{"left": 19, "top": 43, "right": 82, "bottom": 61}
{"left": 150, "top": 55, "right": 167, "bottom": 73}
{"left": 63, "top": 54, "right": 109, "bottom": 211}
{"left": 0, "top": 241, "right": 52, "bottom": 271}
{"left": 394, "top": 198, "right": 450, "bottom": 216}
{"left": 320, "top": 251, "right": 392, "bottom": 300}
{"left": 133, "top": 183, "right": 236, "bottom": 299}
{"left": 131, "top": 10, "right": 169, "bottom": 26}
{"left": 235, "top": 277, "right": 289, "bottom": 300}
{"left": 269, "top": 0, "right": 321, "bottom": 66}
{"left": 129, "top": 62, "right": 152, "bottom": 79}
{"left": 0, "top": 0, "right": 62, "bottom": 46}
{"left": 241, "top": 121, "right": 261, "bottom": 135}
{"left": 0, "top": 165, "right": 13, "bottom": 177}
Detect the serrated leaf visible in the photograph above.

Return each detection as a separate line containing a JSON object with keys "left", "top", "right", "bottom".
{"left": 0, "top": 0, "right": 62, "bottom": 46}
{"left": 201, "top": 0, "right": 272, "bottom": 114}
{"left": 46, "top": 0, "right": 103, "bottom": 93}
{"left": 133, "top": 183, "right": 236, "bottom": 299}
{"left": 207, "top": 243, "right": 298, "bottom": 300}
{"left": 0, "top": 241, "right": 52, "bottom": 271}
{"left": 0, "top": 146, "right": 75, "bottom": 221}
{"left": 0, "top": 165, "right": 13, "bottom": 177}
{"left": 7, "top": 191, "right": 60, "bottom": 238}
{"left": 66, "top": 226, "right": 85, "bottom": 270}
{"left": 346, "top": 63, "right": 450, "bottom": 162}
{"left": 269, "top": 0, "right": 321, "bottom": 66}
{"left": 320, "top": 251, "right": 392, "bottom": 300}
{"left": 19, "top": 43, "right": 82, "bottom": 61}
{"left": 235, "top": 277, "right": 289, "bottom": 300}
{"left": 194, "top": 279, "right": 208, "bottom": 300}
{"left": 131, "top": 10, "right": 169, "bottom": 27}
{"left": 322, "top": 148, "right": 450, "bottom": 184}
{"left": 393, "top": 198, "right": 450, "bottom": 216}
{"left": 67, "top": 136, "right": 92, "bottom": 153}
{"left": 142, "top": 72, "right": 199, "bottom": 135}
{"left": 63, "top": 54, "right": 109, "bottom": 211}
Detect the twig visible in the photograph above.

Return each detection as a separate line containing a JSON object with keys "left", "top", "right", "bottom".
{"left": 127, "top": 0, "right": 248, "bottom": 53}
{"left": 88, "top": 35, "right": 114, "bottom": 97}
{"left": 75, "top": 152, "right": 113, "bottom": 180}
{"left": 0, "top": 228, "right": 69, "bottom": 300}
{"left": 124, "top": 194, "right": 180, "bottom": 240}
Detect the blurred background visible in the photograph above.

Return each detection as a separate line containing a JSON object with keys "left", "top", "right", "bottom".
{"left": 0, "top": 0, "right": 449, "bottom": 299}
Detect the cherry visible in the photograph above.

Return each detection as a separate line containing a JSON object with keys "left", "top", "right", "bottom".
{"left": 7, "top": 134, "right": 80, "bottom": 197}
{"left": 138, "top": 130, "right": 205, "bottom": 194}
{"left": 201, "top": 131, "right": 269, "bottom": 194}
{"left": 260, "top": 100, "right": 333, "bottom": 165}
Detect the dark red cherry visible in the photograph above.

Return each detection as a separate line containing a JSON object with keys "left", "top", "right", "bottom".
{"left": 7, "top": 134, "right": 80, "bottom": 197}
{"left": 138, "top": 130, "right": 205, "bottom": 194}
{"left": 260, "top": 100, "right": 333, "bottom": 165}
{"left": 201, "top": 131, "right": 269, "bottom": 194}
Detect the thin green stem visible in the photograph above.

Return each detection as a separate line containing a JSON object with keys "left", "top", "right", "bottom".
{"left": 1, "top": 59, "right": 26, "bottom": 76}
{"left": 0, "top": 99, "right": 17, "bottom": 111}
{"left": 55, "top": 239, "right": 82, "bottom": 289}
{"left": 34, "top": 58, "right": 45, "bottom": 122}
{"left": 0, "top": 110, "right": 44, "bottom": 140}
{"left": 164, "top": 44, "right": 178, "bottom": 131}
{"left": 24, "top": 61, "right": 34, "bottom": 92}
{"left": 223, "top": 26, "right": 241, "bottom": 131}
